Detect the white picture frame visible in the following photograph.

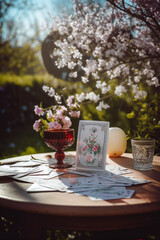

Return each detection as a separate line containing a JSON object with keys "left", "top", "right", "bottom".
{"left": 76, "top": 120, "right": 110, "bottom": 172}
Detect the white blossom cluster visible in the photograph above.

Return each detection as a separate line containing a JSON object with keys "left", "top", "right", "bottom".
{"left": 46, "top": 0, "right": 159, "bottom": 111}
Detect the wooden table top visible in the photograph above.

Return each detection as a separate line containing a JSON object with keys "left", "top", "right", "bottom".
{"left": 0, "top": 152, "right": 160, "bottom": 231}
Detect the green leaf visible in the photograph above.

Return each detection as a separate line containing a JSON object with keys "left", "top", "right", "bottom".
{"left": 40, "top": 102, "right": 43, "bottom": 108}
{"left": 41, "top": 118, "right": 48, "bottom": 126}
{"left": 126, "top": 111, "right": 135, "bottom": 119}
{"left": 40, "top": 130, "right": 44, "bottom": 138}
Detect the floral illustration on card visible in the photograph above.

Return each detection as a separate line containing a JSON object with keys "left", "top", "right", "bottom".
{"left": 79, "top": 126, "right": 104, "bottom": 167}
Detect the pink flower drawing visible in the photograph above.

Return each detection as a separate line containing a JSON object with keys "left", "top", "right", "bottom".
{"left": 92, "top": 145, "right": 98, "bottom": 152}
{"left": 82, "top": 145, "right": 87, "bottom": 151}
{"left": 86, "top": 154, "right": 94, "bottom": 163}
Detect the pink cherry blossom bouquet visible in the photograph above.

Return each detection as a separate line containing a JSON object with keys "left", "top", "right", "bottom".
{"left": 33, "top": 85, "right": 80, "bottom": 137}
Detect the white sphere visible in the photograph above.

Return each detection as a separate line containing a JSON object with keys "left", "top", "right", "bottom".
{"left": 107, "top": 127, "right": 127, "bottom": 157}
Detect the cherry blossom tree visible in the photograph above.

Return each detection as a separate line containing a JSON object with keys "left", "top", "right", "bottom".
{"left": 106, "top": 0, "right": 160, "bottom": 40}
{"left": 43, "top": 0, "right": 160, "bottom": 111}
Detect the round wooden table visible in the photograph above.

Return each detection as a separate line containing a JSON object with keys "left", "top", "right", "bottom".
{"left": 0, "top": 152, "right": 160, "bottom": 240}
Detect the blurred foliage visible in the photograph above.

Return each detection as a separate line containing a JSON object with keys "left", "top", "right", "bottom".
{"left": 126, "top": 91, "right": 160, "bottom": 154}
{"left": 0, "top": 219, "right": 160, "bottom": 240}
{"left": 0, "top": 42, "right": 45, "bottom": 75}
{"left": 0, "top": 73, "right": 160, "bottom": 159}
{"left": 0, "top": 0, "right": 45, "bottom": 47}
{"left": 0, "top": 73, "right": 80, "bottom": 159}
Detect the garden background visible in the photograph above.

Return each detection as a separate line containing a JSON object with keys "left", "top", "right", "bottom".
{"left": 1, "top": 0, "right": 160, "bottom": 159}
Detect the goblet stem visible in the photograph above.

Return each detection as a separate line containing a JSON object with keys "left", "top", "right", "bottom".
{"left": 55, "top": 149, "right": 65, "bottom": 166}
{"left": 49, "top": 149, "right": 71, "bottom": 169}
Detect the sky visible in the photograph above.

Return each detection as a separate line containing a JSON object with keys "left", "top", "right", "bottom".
{"left": 4, "top": 0, "right": 74, "bottom": 45}
{"left": 4, "top": 0, "right": 134, "bottom": 46}
{"left": 31, "top": 0, "right": 74, "bottom": 25}
{"left": 3, "top": 0, "right": 114, "bottom": 46}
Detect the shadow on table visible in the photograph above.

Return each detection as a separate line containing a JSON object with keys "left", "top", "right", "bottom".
{"left": 110, "top": 156, "right": 160, "bottom": 182}
{"left": 109, "top": 156, "right": 134, "bottom": 169}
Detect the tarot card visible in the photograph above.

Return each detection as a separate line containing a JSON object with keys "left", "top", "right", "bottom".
{"left": 76, "top": 120, "right": 109, "bottom": 172}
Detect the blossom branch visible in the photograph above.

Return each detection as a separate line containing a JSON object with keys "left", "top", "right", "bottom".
{"left": 106, "top": 0, "right": 160, "bottom": 40}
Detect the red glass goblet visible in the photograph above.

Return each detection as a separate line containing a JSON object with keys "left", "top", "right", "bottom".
{"left": 44, "top": 129, "right": 75, "bottom": 169}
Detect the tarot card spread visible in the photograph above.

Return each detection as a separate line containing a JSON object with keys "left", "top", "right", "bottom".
{"left": 0, "top": 153, "right": 151, "bottom": 201}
